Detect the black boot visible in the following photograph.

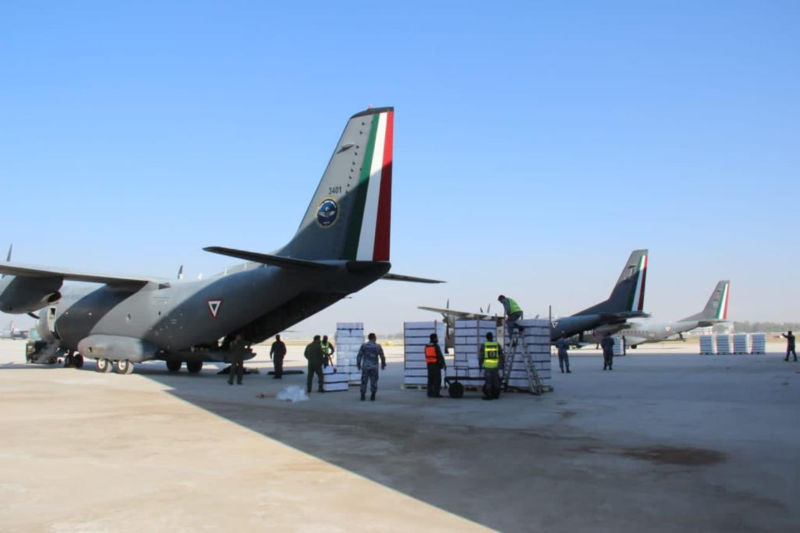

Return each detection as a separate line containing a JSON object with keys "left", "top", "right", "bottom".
{"left": 370, "top": 392, "right": 376, "bottom": 401}
{"left": 360, "top": 392, "right": 365, "bottom": 401}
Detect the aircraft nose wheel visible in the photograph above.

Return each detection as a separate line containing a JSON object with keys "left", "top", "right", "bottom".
{"left": 114, "top": 360, "right": 134, "bottom": 375}
{"left": 95, "top": 358, "right": 112, "bottom": 373}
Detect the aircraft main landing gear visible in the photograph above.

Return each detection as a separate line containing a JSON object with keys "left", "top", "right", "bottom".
{"left": 95, "top": 358, "right": 112, "bottom": 373}
{"left": 186, "top": 360, "right": 203, "bottom": 374}
{"left": 114, "top": 360, "right": 134, "bottom": 374}
{"left": 166, "top": 359, "right": 182, "bottom": 372}
{"left": 64, "top": 353, "right": 85, "bottom": 369}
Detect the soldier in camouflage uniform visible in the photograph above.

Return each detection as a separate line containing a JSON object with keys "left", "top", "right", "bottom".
{"left": 356, "top": 332, "right": 386, "bottom": 401}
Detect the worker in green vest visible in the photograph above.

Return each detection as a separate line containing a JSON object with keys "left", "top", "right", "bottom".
{"left": 321, "top": 335, "right": 335, "bottom": 367}
{"left": 479, "top": 332, "right": 504, "bottom": 400}
{"left": 498, "top": 294, "right": 524, "bottom": 341}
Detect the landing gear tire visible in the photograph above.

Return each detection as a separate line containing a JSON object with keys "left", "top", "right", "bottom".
{"left": 74, "top": 354, "right": 84, "bottom": 369}
{"left": 114, "top": 360, "right": 134, "bottom": 375}
{"left": 64, "top": 353, "right": 74, "bottom": 368}
{"left": 186, "top": 360, "right": 203, "bottom": 374}
{"left": 166, "top": 359, "right": 182, "bottom": 372}
{"left": 96, "top": 358, "right": 112, "bottom": 373}
{"left": 448, "top": 382, "right": 464, "bottom": 399}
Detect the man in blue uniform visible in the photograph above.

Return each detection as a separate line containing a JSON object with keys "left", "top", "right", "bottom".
{"left": 356, "top": 332, "right": 386, "bottom": 401}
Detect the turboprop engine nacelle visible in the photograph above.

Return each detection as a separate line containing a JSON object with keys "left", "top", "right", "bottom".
{"left": 0, "top": 276, "right": 62, "bottom": 313}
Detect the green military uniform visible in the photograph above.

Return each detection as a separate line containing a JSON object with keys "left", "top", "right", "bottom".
{"left": 305, "top": 339, "right": 325, "bottom": 393}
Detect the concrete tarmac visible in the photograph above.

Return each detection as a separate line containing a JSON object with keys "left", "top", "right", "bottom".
{"left": 1, "top": 339, "right": 798, "bottom": 532}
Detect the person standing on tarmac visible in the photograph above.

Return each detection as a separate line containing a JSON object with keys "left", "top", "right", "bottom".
{"left": 321, "top": 335, "right": 335, "bottom": 367}
{"left": 227, "top": 334, "right": 246, "bottom": 385}
{"left": 425, "top": 333, "right": 446, "bottom": 398}
{"left": 479, "top": 332, "right": 504, "bottom": 400}
{"left": 356, "top": 332, "right": 386, "bottom": 401}
{"left": 304, "top": 335, "right": 325, "bottom": 393}
{"left": 783, "top": 330, "right": 797, "bottom": 362}
{"left": 270, "top": 334, "right": 287, "bottom": 379}
{"left": 498, "top": 295, "right": 524, "bottom": 341}
{"left": 556, "top": 337, "right": 571, "bottom": 373}
{"left": 600, "top": 333, "right": 615, "bottom": 371}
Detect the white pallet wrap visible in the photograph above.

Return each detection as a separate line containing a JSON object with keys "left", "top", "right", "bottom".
{"left": 715, "top": 335, "right": 732, "bottom": 355}
{"left": 733, "top": 334, "right": 749, "bottom": 355}
{"left": 503, "top": 319, "right": 552, "bottom": 388}
{"left": 750, "top": 333, "right": 766, "bottom": 355}
{"left": 699, "top": 335, "right": 714, "bottom": 355}
{"left": 403, "top": 321, "right": 446, "bottom": 388}
{"left": 336, "top": 322, "right": 364, "bottom": 385}
{"left": 612, "top": 336, "right": 625, "bottom": 356}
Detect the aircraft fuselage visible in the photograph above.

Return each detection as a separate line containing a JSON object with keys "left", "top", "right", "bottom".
{"left": 43, "top": 261, "right": 388, "bottom": 360}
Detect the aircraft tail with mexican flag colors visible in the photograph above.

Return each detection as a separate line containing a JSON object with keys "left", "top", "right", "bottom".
{"left": 680, "top": 280, "right": 730, "bottom": 324}
{"left": 204, "top": 107, "right": 441, "bottom": 283}
{"left": 279, "top": 106, "right": 394, "bottom": 262}
{"left": 575, "top": 249, "right": 649, "bottom": 317}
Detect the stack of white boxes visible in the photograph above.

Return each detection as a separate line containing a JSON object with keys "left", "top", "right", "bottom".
{"left": 503, "top": 319, "right": 551, "bottom": 389}
{"left": 750, "top": 333, "right": 766, "bottom": 354}
{"left": 716, "top": 334, "right": 732, "bottom": 355}
{"left": 403, "top": 321, "right": 446, "bottom": 388}
{"left": 454, "top": 319, "right": 496, "bottom": 380}
{"left": 612, "top": 336, "right": 625, "bottom": 356}
{"left": 322, "top": 366, "right": 349, "bottom": 392}
{"left": 699, "top": 335, "right": 715, "bottom": 355}
{"left": 335, "top": 322, "right": 364, "bottom": 385}
{"left": 733, "top": 334, "right": 749, "bottom": 355}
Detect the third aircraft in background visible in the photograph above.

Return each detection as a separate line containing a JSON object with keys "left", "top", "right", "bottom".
{"left": 615, "top": 280, "right": 730, "bottom": 348}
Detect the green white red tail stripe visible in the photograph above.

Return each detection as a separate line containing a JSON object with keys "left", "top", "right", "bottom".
{"left": 716, "top": 281, "right": 729, "bottom": 320}
{"left": 631, "top": 253, "right": 647, "bottom": 311}
{"left": 344, "top": 109, "right": 393, "bottom": 261}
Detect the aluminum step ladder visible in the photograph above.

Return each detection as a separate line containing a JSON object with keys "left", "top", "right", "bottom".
{"left": 502, "top": 328, "right": 544, "bottom": 395}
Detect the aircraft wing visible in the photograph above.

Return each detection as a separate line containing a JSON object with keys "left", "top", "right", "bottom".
{"left": 418, "top": 306, "right": 495, "bottom": 320}
{"left": 204, "top": 246, "right": 339, "bottom": 271}
{"left": 0, "top": 262, "right": 161, "bottom": 287}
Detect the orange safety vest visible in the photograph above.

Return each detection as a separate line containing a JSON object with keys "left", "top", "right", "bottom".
{"left": 425, "top": 344, "right": 438, "bottom": 364}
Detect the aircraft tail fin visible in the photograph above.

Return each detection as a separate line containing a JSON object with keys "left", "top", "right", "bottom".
{"left": 278, "top": 107, "right": 394, "bottom": 262}
{"left": 681, "top": 280, "right": 730, "bottom": 322}
{"left": 576, "top": 249, "right": 648, "bottom": 316}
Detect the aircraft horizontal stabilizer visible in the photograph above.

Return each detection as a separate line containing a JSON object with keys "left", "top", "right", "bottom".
{"left": 599, "top": 311, "right": 649, "bottom": 320}
{"left": 0, "top": 262, "right": 158, "bottom": 287}
{"left": 203, "top": 246, "right": 339, "bottom": 271}
{"left": 383, "top": 273, "right": 444, "bottom": 284}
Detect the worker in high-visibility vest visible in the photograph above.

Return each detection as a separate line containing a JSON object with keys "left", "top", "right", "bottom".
{"left": 479, "top": 332, "right": 504, "bottom": 400}
{"left": 498, "top": 294, "right": 524, "bottom": 341}
{"left": 321, "top": 335, "right": 335, "bottom": 367}
{"left": 424, "top": 333, "right": 446, "bottom": 398}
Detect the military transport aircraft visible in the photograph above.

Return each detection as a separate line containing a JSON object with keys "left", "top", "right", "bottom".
{"left": 0, "top": 107, "right": 439, "bottom": 374}
{"left": 615, "top": 280, "right": 730, "bottom": 348}
{"left": 420, "top": 249, "right": 649, "bottom": 347}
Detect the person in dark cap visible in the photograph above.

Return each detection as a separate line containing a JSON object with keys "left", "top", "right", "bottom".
{"left": 424, "top": 333, "right": 446, "bottom": 398}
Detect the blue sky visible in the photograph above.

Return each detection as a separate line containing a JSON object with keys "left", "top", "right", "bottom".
{"left": 1, "top": 1, "right": 798, "bottom": 334}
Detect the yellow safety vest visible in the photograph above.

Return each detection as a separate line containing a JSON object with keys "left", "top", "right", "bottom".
{"left": 321, "top": 341, "right": 332, "bottom": 356}
{"left": 507, "top": 298, "right": 522, "bottom": 315}
{"left": 484, "top": 341, "right": 500, "bottom": 369}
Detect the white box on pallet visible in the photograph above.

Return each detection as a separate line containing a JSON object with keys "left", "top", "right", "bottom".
{"left": 715, "top": 335, "right": 732, "bottom": 355}
{"left": 750, "top": 333, "right": 766, "bottom": 354}
{"left": 733, "top": 334, "right": 749, "bottom": 354}
{"left": 403, "top": 321, "right": 446, "bottom": 388}
{"left": 699, "top": 335, "right": 714, "bottom": 355}
{"left": 336, "top": 322, "right": 364, "bottom": 385}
